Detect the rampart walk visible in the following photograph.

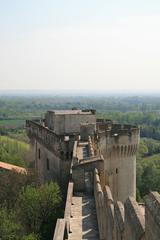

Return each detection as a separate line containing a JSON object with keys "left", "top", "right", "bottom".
{"left": 53, "top": 168, "right": 160, "bottom": 240}
{"left": 53, "top": 182, "right": 99, "bottom": 240}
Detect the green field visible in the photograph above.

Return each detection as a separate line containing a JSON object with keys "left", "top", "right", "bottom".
{"left": 0, "top": 119, "right": 25, "bottom": 128}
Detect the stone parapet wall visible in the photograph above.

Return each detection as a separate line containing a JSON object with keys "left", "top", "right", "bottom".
{"left": 98, "top": 123, "right": 139, "bottom": 137}
{"left": 53, "top": 182, "right": 74, "bottom": 240}
{"left": 26, "top": 120, "right": 61, "bottom": 155}
{"left": 94, "top": 168, "right": 160, "bottom": 240}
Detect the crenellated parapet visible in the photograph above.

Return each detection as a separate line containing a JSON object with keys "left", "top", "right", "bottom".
{"left": 98, "top": 123, "right": 140, "bottom": 147}
{"left": 94, "top": 168, "right": 160, "bottom": 240}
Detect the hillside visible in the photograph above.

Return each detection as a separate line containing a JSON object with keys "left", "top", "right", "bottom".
{"left": 0, "top": 136, "right": 30, "bottom": 167}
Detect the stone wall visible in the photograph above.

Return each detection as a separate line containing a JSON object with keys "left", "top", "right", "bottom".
{"left": 53, "top": 182, "right": 74, "bottom": 240}
{"left": 94, "top": 168, "right": 160, "bottom": 240}
{"left": 33, "top": 140, "right": 61, "bottom": 183}
{"left": 26, "top": 120, "right": 61, "bottom": 154}
{"left": 72, "top": 157, "right": 104, "bottom": 192}
{"left": 26, "top": 120, "right": 72, "bottom": 184}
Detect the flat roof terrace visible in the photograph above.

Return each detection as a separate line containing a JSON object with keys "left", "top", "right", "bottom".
{"left": 48, "top": 109, "right": 95, "bottom": 115}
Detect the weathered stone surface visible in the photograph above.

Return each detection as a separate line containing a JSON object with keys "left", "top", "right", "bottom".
{"left": 145, "top": 192, "right": 160, "bottom": 240}
{"left": 53, "top": 219, "right": 65, "bottom": 240}
{"left": 124, "top": 197, "right": 145, "bottom": 240}
{"left": 114, "top": 201, "right": 124, "bottom": 233}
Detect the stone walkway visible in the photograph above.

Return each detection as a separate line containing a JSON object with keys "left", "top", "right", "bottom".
{"left": 69, "top": 193, "right": 99, "bottom": 240}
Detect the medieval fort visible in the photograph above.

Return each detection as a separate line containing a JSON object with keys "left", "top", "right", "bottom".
{"left": 26, "top": 109, "right": 160, "bottom": 240}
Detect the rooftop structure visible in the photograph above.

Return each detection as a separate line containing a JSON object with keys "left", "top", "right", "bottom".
{"left": 44, "top": 109, "right": 96, "bottom": 135}
{"left": 47, "top": 109, "right": 95, "bottom": 115}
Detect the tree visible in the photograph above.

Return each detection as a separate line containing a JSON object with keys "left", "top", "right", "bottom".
{"left": 0, "top": 207, "right": 21, "bottom": 240}
{"left": 22, "top": 233, "right": 39, "bottom": 240}
{"left": 0, "top": 170, "right": 38, "bottom": 208}
{"left": 17, "top": 182, "right": 62, "bottom": 240}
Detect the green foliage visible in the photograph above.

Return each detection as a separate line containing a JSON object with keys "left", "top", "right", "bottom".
{"left": 137, "top": 152, "right": 160, "bottom": 198}
{"left": 0, "top": 208, "right": 21, "bottom": 240}
{"left": 137, "top": 140, "right": 148, "bottom": 158}
{"left": 0, "top": 119, "right": 25, "bottom": 128}
{"left": 8, "top": 130, "right": 29, "bottom": 143}
{"left": 17, "top": 182, "right": 62, "bottom": 240}
{"left": 142, "top": 138, "right": 160, "bottom": 155}
{"left": 0, "top": 172, "right": 62, "bottom": 240}
{"left": 21, "top": 233, "right": 39, "bottom": 240}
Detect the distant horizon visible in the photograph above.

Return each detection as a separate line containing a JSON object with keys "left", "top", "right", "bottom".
{"left": 1, "top": 88, "right": 160, "bottom": 97}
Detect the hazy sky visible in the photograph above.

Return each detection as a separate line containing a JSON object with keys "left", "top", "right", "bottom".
{"left": 0, "top": 0, "right": 160, "bottom": 91}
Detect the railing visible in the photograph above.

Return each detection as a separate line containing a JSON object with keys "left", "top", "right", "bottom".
{"left": 53, "top": 182, "right": 74, "bottom": 240}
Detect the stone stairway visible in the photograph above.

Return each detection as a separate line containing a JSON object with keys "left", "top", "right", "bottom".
{"left": 68, "top": 193, "right": 99, "bottom": 240}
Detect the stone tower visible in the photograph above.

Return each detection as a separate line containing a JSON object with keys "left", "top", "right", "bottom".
{"left": 97, "top": 120, "right": 140, "bottom": 202}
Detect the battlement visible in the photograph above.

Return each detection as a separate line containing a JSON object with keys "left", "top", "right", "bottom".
{"left": 94, "top": 169, "right": 160, "bottom": 240}
{"left": 97, "top": 122, "right": 139, "bottom": 137}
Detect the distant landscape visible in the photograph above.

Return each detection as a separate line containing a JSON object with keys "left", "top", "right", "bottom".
{"left": 0, "top": 94, "right": 160, "bottom": 239}
{"left": 1, "top": 95, "right": 160, "bottom": 194}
